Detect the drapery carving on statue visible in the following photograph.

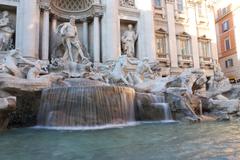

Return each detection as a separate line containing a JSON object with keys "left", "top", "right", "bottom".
{"left": 56, "top": 16, "right": 89, "bottom": 63}
{"left": 0, "top": 11, "right": 15, "bottom": 51}
{"left": 121, "top": 24, "right": 138, "bottom": 58}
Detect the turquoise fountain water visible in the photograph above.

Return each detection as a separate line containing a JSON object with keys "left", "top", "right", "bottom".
{"left": 0, "top": 122, "right": 240, "bottom": 160}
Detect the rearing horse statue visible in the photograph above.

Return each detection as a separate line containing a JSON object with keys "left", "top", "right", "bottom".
{"left": 109, "top": 55, "right": 129, "bottom": 85}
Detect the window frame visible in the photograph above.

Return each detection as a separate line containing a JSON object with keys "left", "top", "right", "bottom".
{"left": 176, "top": 0, "right": 184, "bottom": 13}
{"left": 222, "top": 20, "right": 230, "bottom": 32}
{"left": 224, "top": 37, "right": 231, "bottom": 51}
{"left": 155, "top": 29, "right": 169, "bottom": 58}
{"left": 225, "top": 58, "right": 234, "bottom": 68}
{"left": 155, "top": 0, "right": 162, "bottom": 8}
{"left": 177, "top": 33, "right": 192, "bottom": 56}
{"left": 198, "top": 37, "right": 212, "bottom": 58}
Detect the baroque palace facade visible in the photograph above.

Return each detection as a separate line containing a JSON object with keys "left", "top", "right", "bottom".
{"left": 0, "top": 0, "right": 217, "bottom": 76}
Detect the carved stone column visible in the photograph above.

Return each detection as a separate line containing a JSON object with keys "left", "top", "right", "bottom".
{"left": 166, "top": 0, "right": 178, "bottom": 68}
{"left": 187, "top": 2, "right": 200, "bottom": 69}
{"left": 93, "top": 15, "right": 100, "bottom": 62}
{"left": 101, "top": 0, "right": 120, "bottom": 62}
{"left": 22, "top": 0, "right": 40, "bottom": 59}
{"left": 41, "top": 7, "right": 50, "bottom": 61}
{"left": 51, "top": 15, "right": 57, "bottom": 38}
{"left": 82, "top": 19, "right": 89, "bottom": 51}
{"left": 50, "top": 15, "right": 57, "bottom": 56}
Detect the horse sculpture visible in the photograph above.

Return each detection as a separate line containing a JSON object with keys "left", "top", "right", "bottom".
{"left": 108, "top": 55, "right": 129, "bottom": 85}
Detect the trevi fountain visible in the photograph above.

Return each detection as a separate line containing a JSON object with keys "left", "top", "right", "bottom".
{"left": 0, "top": 0, "right": 240, "bottom": 159}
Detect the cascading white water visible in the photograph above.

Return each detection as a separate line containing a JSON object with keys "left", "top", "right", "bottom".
{"left": 136, "top": 92, "right": 173, "bottom": 122}
{"left": 37, "top": 86, "right": 136, "bottom": 127}
{"left": 151, "top": 103, "right": 173, "bottom": 121}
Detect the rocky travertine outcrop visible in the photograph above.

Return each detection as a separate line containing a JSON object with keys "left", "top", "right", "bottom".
{"left": 0, "top": 97, "right": 16, "bottom": 130}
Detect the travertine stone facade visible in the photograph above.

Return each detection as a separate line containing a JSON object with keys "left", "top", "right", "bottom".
{"left": 0, "top": 0, "right": 217, "bottom": 76}
{"left": 154, "top": 0, "right": 217, "bottom": 76}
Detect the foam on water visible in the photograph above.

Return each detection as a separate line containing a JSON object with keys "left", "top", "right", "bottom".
{"left": 33, "top": 121, "right": 178, "bottom": 131}
{"left": 33, "top": 122, "right": 140, "bottom": 131}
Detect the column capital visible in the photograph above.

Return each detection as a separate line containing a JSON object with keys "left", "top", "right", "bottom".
{"left": 166, "top": 0, "right": 175, "bottom": 4}
{"left": 40, "top": 5, "right": 50, "bottom": 11}
{"left": 51, "top": 14, "right": 58, "bottom": 20}
{"left": 82, "top": 17, "right": 88, "bottom": 22}
{"left": 93, "top": 12, "right": 103, "bottom": 17}
{"left": 93, "top": 0, "right": 101, "bottom": 4}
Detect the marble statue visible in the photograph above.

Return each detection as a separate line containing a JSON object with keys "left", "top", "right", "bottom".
{"left": 3, "top": 49, "right": 27, "bottom": 78}
{"left": 121, "top": 24, "right": 138, "bottom": 57}
{"left": 207, "top": 62, "right": 232, "bottom": 98}
{"left": 27, "top": 60, "right": 49, "bottom": 80}
{"left": 213, "top": 63, "right": 225, "bottom": 82}
{"left": 56, "top": 15, "right": 87, "bottom": 63}
{"left": 0, "top": 11, "right": 14, "bottom": 51}
{"left": 127, "top": 57, "right": 154, "bottom": 85}
{"left": 109, "top": 55, "right": 129, "bottom": 85}
{"left": 2, "top": 49, "right": 48, "bottom": 79}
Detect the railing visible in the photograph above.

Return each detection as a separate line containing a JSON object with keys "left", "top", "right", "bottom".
{"left": 158, "top": 54, "right": 168, "bottom": 59}
{"left": 157, "top": 54, "right": 170, "bottom": 67}
{"left": 178, "top": 54, "right": 193, "bottom": 67}
{"left": 180, "top": 55, "right": 192, "bottom": 61}
{"left": 200, "top": 56, "right": 214, "bottom": 69}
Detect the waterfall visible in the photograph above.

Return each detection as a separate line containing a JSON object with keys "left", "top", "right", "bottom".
{"left": 37, "top": 86, "right": 135, "bottom": 127}
{"left": 135, "top": 92, "right": 173, "bottom": 122}
{"left": 151, "top": 103, "right": 173, "bottom": 121}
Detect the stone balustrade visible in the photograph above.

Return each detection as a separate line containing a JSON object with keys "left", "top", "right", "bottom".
{"left": 178, "top": 54, "right": 193, "bottom": 68}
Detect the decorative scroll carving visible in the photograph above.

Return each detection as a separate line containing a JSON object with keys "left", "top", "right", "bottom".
{"left": 119, "top": 0, "right": 135, "bottom": 8}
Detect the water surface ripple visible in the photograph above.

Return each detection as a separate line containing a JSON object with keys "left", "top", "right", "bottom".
{"left": 0, "top": 122, "right": 240, "bottom": 160}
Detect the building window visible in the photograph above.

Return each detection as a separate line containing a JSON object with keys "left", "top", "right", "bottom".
{"left": 225, "top": 59, "right": 233, "bottom": 68}
{"left": 155, "top": 0, "right": 162, "bottom": 8}
{"left": 197, "top": 2, "right": 206, "bottom": 17}
{"left": 177, "top": 0, "right": 184, "bottom": 12}
{"left": 224, "top": 37, "right": 231, "bottom": 51}
{"left": 156, "top": 34, "right": 167, "bottom": 57}
{"left": 222, "top": 20, "right": 229, "bottom": 32}
{"left": 177, "top": 33, "right": 191, "bottom": 56}
{"left": 198, "top": 37, "right": 211, "bottom": 57}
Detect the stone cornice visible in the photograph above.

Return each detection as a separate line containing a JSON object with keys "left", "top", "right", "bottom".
{"left": 119, "top": 7, "right": 140, "bottom": 18}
